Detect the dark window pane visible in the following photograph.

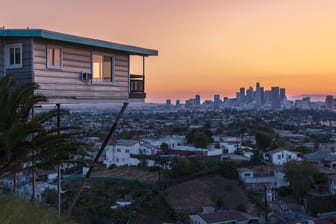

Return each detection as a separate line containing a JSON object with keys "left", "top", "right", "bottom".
{"left": 15, "top": 47, "right": 21, "bottom": 64}
{"left": 10, "top": 48, "right": 15, "bottom": 65}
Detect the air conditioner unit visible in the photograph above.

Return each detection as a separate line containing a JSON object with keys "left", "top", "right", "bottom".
{"left": 80, "top": 72, "right": 92, "bottom": 81}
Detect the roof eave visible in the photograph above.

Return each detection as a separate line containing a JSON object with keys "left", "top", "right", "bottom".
{"left": 0, "top": 29, "right": 158, "bottom": 56}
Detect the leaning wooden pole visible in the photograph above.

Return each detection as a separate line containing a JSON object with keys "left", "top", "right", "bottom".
{"left": 66, "top": 102, "right": 128, "bottom": 219}
{"left": 31, "top": 106, "right": 36, "bottom": 201}
{"left": 56, "top": 104, "right": 61, "bottom": 216}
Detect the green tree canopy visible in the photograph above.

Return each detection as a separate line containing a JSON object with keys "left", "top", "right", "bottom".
{"left": 0, "top": 75, "right": 87, "bottom": 174}
{"left": 186, "top": 127, "right": 213, "bottom": 148}
{"left": 283, "top": 160, "right": 321, "bottom": 204}
{"left": 255, "top": 131, "right": 272, "bottom": 151}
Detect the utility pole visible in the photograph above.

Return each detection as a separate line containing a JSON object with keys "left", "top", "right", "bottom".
{"left": 264, "top": 185, "right": 269, "bottom": 224}
{"left": 56, "top": 103, "right": 61, "bottom": 216}
{"left": 67, "top": 102, "right": 128, "bottom": 219}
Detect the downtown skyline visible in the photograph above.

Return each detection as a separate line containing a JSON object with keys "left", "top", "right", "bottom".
{"left": 2, "top": 0, "right": 336, "bottom": 102}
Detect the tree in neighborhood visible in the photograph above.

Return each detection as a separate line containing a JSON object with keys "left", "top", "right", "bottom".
{"left": 186, "top": 127, "right": 213, "bottom": 148}
{"left": 255, "top": 131, "right": 272, "bottom": 151}
{"left": 283, "top": 160, "right": 321, "bottom": 204}
{"left": 160, "top": 142, "right": 169, "bottom": 151}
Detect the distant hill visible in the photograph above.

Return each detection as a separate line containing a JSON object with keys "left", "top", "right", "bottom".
{"left": 0, "top": 193, "right": 74, "bottom": 224}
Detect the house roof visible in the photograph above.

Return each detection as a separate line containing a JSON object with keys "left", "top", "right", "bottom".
{"left": 266, "top": 148, "right": 298, "bottom": 155}
{"left": 199, "top": 210, "right": 255, "bottom": 223}
{"left": 0, "top": 29, "right": 158, "bottom": 56}
{"left": 304, "top": 150, "right": 336, "bottom": 161}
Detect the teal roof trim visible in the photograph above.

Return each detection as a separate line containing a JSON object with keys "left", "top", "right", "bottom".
{"left": 0, "top": 29, "right": 158, "bottom": 56}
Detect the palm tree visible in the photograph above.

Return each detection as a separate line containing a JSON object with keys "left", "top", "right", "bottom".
{"left": 0, "top": 75, "right": 88, "bottom": 197}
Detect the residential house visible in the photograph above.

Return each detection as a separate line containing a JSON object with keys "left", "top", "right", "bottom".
{"left": 104, "top": 139, "right": 156, "bottom": 167}
{"left": 0, "top": 28, "right": 158, "bottom": 104}
{"left": 238, "top": 167, "right": 289, "bottom": 191}
{"left": 189, "top": 210, "right": 259, "bottom": 224}
{"left": 263, "top": 149, "right": 300, "bottom": 165}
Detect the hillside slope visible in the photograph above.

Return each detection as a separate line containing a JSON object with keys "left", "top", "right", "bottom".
{"left": 0, "top": 193, "right": 74, "bottom": 224}
{"left": 164, "top": 175, "right": 255, "bottom": 214}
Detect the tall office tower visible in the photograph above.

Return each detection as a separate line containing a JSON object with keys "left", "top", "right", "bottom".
{"left": 223, "top": 97, "right": 228, "bottom": 103}
{"left": 271, "top": 87, "right": 280, "bottom": 110}
{"left": 239, "top": 88, "right": 245, "bottom": 103}
{"left": 176, "top": 99, "right": 180, "bottom": 107}
{"left": 265, "top": 90, "right": 272, "bottom": 104}
{"left": 195, "top": 94, "right": 201, "bottom": 105}
{"left": 325, "top": 95, "right": 334, "bottom": 110}
{"left": 256, "top": 82, "right": 260, "bottom": 91}
{"left": 260, "top": 87, "right": 265, "bottom": 105}
{"left": 255, "top": 82, "right": 262, "bottom": 106}
{"left": 280, "top": 88, "right": 286, "bottom": 101}
{"left": 246, "top": 86, "right": 254, "bottom": 103}
{"left": 214, "top": 94, "right": 221, "bottom": 108}
{"left": 166, "top": 99, "right": 171, "bottom": 105}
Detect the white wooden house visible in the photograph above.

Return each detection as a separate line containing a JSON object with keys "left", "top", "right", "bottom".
{"left": 0, "top": 28, "right": 158, "bottom": 104}
{"left": 263, "top": 148, "right": 300, "bottom": 165}
{"left": 104, "top": 139, "right": 156, "bottom": 167}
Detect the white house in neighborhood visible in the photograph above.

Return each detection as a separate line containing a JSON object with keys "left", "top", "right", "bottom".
{"left": 143, "top": 135, "right": 186, "bottom": 149}
{"left": 104, "top": 139, "right": 156, "bottom": 167}
{"left": 263, "top": 149, "right": 300, "bottom": 166}
{"left": 238, "top": 167, "right": 289, "bottom": 191}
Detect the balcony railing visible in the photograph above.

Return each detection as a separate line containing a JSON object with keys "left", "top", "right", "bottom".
{"left": 129, "top": 74, "right": 146, "bottom": 99}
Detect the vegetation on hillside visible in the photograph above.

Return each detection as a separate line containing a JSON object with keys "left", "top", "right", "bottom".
{"left": 0, "top": 193, "right": 74, "bottom": 224}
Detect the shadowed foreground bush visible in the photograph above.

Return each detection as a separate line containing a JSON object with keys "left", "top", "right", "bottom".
{"left": 0, "top": 193, "right": 75, "bottom": 224}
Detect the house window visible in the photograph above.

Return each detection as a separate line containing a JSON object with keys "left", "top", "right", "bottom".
{"left": 92, "top": 54, "right": 114, "bottom": 82}
{"left": 117, "top": 148, "right": 121, "bottom": 152}
{"left": 288, "top": 155, "right": 291, "bottom": 159}
{"left": 47, "top": 46, "right": 62, "bottom": 69}
{"left": 277, "top": 155, "right": 281, "bottom": 160}
{"left": 5, "top": 44, "right": 22, "bottom": 68}
{"left": 126, "top": 149, "right": 130, "bottom": 153}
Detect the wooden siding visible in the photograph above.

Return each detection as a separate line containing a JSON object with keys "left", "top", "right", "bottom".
{"left": 33, "top": 39, "right": 133, "bottom": 104}
{"left": 2, "top": 38, "right": 33, "bottom": 84}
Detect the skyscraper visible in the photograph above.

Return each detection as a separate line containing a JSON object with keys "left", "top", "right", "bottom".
{"left": 239, "top": 88, "right": 245, "bottom": 103}
{"left": 195, "top": 95, "right": 201, "bottom": 105}
{"left": 271, "top": 87, "right": 280, "bottom": 110}
{"left": 214, "top": 94, "right": 221, "bottom": 108}
{"left": 325, "top": 95, "right": 334, "bottom": 110}
{"left": 280, "top": 88, "right": 286, "bottom": 101}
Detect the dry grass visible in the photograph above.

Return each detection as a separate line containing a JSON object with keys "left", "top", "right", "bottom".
{"left": 0, "top": 193, "right": 75, "bottom": 224}
{"left": 164, "top": 175, "right": 255, "bottom": 214}
{"left": 92, "top": 166, "right": 159, "bottom": 183}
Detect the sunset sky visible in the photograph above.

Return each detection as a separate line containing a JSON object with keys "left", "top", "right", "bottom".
{"left": 2, "top": 0, "right": 336, "bottom": 103}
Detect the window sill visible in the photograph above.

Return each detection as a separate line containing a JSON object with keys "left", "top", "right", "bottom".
{"left": 6, "top": 64, "right": 23, "bottom": 69}
{"left": 47, "top": 65, "right": 63, "bottom": 70}
{"left": 92, "top": 81, "right": 116, "bottom": 86}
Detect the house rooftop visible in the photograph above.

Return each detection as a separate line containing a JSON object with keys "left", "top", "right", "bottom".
{"left": 198, "top": 210, "right": 256, "bottom": 223}
{"left": 304, "top": 150, "right": 336, "bottom": 161}
{"left": 0, "top": 28, "right": 158, "bottom": 56}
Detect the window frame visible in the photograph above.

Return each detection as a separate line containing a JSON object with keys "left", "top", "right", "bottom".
{"left": 91, "top": 52, "right": 115, "bottom": 84}
{"left": 5, "top": 43, "right": 23, "bottom": 69}
{"left": 47, "top": 45, "right": 63, "bottom": 69}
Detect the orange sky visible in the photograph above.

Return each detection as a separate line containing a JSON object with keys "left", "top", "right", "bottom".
{"left": 2, "top": 0, "right": 336, "bottom": 103}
